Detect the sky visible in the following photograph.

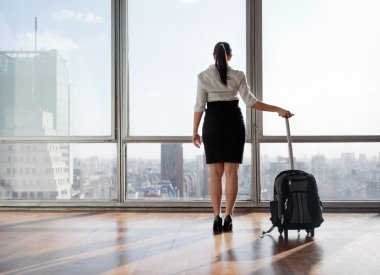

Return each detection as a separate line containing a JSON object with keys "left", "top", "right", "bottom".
{"left": 128, "top": 0, "right": 246, "bottom": 136}
{"left": 0, "top": 0, "right": 379, "bottom": 159}
{"left": 262, "top": 0, "right": 380, "bottom": 136}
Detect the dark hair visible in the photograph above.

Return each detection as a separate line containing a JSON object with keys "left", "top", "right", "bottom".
{"left": 213, "top": 42, "right": 231, "bottom": 86}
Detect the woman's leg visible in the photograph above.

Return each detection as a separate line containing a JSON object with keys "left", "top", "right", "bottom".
{"left": 224, "top": 162, "right": 239, "bottom": 216}
{"left": 209, "top": 163, "right": 224, "bottom": 216}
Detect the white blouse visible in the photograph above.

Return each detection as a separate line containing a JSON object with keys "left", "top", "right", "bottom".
{"left": 194, "top": 65, "right": 257, "bottom": 112}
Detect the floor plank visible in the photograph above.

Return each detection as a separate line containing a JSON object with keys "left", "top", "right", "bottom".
{"left": 0, "top": 212, "right": 379, "bottom": 274}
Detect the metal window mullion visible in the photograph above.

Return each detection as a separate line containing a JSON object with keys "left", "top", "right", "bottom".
{"left": 246, "top": 0, "right": 253, "bottom": 142}
{"left": 121, "top": 0, "right": 127, "bottom": 203}
{"left": 251, "top": 0, "right": 263, "bottom": 206}
{"left": 247, "top": 0, "right": 255, "bottom": 205}
{"left": 124, "top": 136, "right": 191, "bottom": 143}
{"left": 0, "top": 136, "right": 115, "bottom": 143}
{"left": 115, "top": 0, "right": 126, "bottom": 203}
{"left": 122, "top": 0, "right": 130, "bottom": 203}
{"left": 124, "top": 0, "right": 130, "bottom": 139}
{"left": 110, "top": 1, "right": 116, "bottom": 142}
{"left": 259, "top": 135, "right": 380, "bottom": 143}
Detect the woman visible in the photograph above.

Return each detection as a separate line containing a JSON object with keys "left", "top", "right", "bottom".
{"left": 193, "top": 42, "right": 293, "bottom": 233}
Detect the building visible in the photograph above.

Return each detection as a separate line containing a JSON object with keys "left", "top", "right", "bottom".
{"left": 160, "top": 144, "right": 184, "bottom": 197}
{"left": 0, "top": 50, "right": 71, "bottom": 200}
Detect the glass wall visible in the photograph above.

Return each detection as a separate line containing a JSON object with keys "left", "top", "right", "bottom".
{"left": 1, "top": 0, "right": 379, "bottom": 207}
{"left": 127, "top": 0, "right": 247, "bottom": 136}
{"left": 0, "top": 0, "right": 114, "bottom": 203}
{"left": 126, "top": 143, "right": 252, "bottom": 201}
{"left": 260, "top": 0, "right": 380, "bottom": 206}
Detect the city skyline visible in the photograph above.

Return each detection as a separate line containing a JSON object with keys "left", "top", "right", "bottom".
{"left": 126, "top": 148, "right": 380, "bottom": 201}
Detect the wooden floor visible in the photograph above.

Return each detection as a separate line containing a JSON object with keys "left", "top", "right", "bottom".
{"left": 0, "top": 211, "right": 379, "bottom": 275}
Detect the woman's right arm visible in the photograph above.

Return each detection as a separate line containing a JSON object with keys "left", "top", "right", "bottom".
{"left": 192, "top": 112, "right": 203, "bottom": 148}
{"left": 193, "top": 75, "right": 207, "bottom": 148}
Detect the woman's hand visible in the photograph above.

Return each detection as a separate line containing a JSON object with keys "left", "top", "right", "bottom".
{"left": 278, "top": 108, "right": 294, "bottom": 118}
{"left": 192, "top": 133, "right": 202, "bottom": 148}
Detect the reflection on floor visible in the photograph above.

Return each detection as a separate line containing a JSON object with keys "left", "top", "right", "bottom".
{"left": 0, "top": 211, "right": 379, "bottom": 274}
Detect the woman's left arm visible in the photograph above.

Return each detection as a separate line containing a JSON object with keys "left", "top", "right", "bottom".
{"left": 252, "top": 101, "right": 293, "bottom": 118}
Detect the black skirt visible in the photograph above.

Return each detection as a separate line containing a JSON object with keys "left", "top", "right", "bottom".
{"left": 202, "top": 100, "right": 245, "bottom": 164}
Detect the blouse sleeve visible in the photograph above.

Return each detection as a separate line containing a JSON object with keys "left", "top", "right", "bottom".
{"left": 237, "top": 72, "right": 257, "bottom": 107}
{"left": 194, "top": 75, "right": 207, "bottom": 112}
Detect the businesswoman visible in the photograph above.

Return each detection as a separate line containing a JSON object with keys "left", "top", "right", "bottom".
{"left": 193, "top": 42, "right": 293, "bottom": 233}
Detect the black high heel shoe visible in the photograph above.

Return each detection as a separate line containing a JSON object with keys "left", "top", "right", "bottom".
{"left": 213, "top": 215, "right": 223, "bottom": 234}
{"left": 223, "top": 215, "right": 233, "bottom": 232}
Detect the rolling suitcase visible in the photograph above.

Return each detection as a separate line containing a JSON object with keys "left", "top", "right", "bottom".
{"left": 260, "top": 118, "right": 324, "bottom": 238}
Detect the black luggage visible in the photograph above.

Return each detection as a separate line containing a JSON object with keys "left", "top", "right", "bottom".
{"left": 261, "top": 118, "right": 324, "bottom": 238}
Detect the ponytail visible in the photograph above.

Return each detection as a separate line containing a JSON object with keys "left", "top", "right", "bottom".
{"left": 213, "top": 42, "right": 231, "bottom": 86}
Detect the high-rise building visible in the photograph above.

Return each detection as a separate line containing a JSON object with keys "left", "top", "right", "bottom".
{"left": 0, "top": 50, "right": 69, "bottom": 136}
{"left": 311, "top": 155, "right": 326, "bottom": 185}
{"left": 341, "top": 152, "right": 355, "bottom": 163}
{"left": 196, "top": 154, "right": 209, "bottom": 198}
{"left": 0, "top": 50, "right": 71, "bottom": 200}
{"left": 161, "top": 144, "right": 184, "bottom": 197}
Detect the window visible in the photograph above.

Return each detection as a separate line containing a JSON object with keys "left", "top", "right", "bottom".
{"left": 262, "top": 0, "right": 380, "bottom": 135}
{"left": 127, "top": 0, "right": 246, "bottom": 136}
{"left": 125, "top": 0, "right": 251, "bottom": 203}
{"left": 0, "top": 0, "right": 115, "bottom": 204}
{"left": 260, "top": 0, "right": 380, "bottom": 204}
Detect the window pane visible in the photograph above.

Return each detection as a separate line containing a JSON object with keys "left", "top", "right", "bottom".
{"left": 0, "top": 0, "right": 111, "bottom": 136}
{"left": 262, "top": 0, "right": 380, "bottom": 135}
{"left": 127, "top": 0, "right": 246, "bottom": 136}
{"left": 260, "top": 143, "right": 380, "bottom": 201}
{"left": 0, "top": 143, "right": 117, "bottom": 200}
{"left": 126, "top": 143, "right": 251, "bottom": 201}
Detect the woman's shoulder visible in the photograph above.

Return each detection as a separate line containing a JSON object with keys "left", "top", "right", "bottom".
{"left": 228, "top": 67, "right": 245, "bottom": 77}
{"left": 198, "top": 65, "right": 216, "bottom": 79}
{"left": 228, "top": 67, "right": 246, "bottom": 81}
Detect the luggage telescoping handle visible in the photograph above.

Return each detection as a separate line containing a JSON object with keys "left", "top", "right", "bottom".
{"left": 259, "top": 117, "right": 295, "bottom": 238}
{"left": 285, "top": 118, "right": 295, "bottom": 170}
